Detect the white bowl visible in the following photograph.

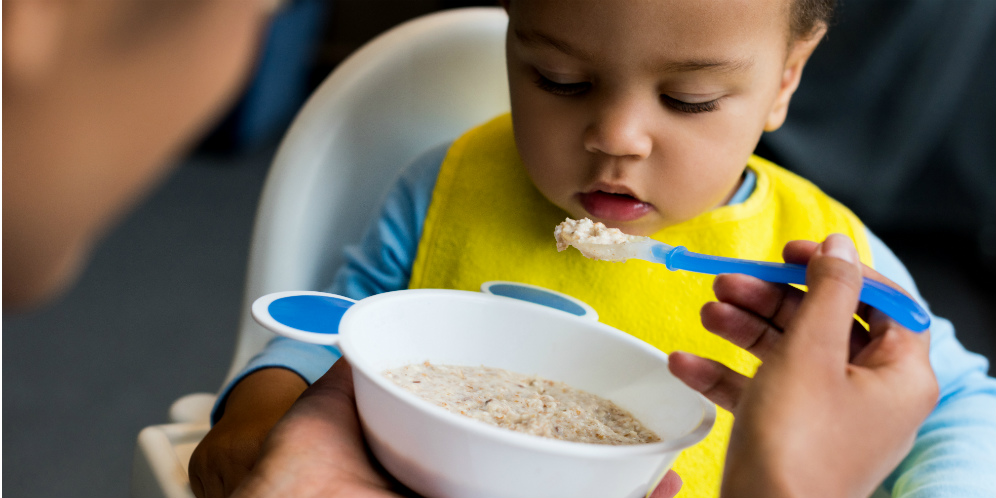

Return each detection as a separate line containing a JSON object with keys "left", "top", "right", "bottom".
{"left": 337, "top": 289, "right": 715, "bottom": 498}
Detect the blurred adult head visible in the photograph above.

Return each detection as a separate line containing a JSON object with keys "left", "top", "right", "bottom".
{"left": 3, "top": 0, "right": 273, "bottom": 309}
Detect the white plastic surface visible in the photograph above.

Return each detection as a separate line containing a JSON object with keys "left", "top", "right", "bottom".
{"left": 168, "top": 393, "right": 217, "bottom": 424}
{"left": 480, "top": 280, "right": 600, "bottom": 321}
{"left": 226, "top": 7, "right": 510, "bottom": 385}
{"left": 132, "top": 424, "right": 208, "bottom": 498}
{"left": 337, "top": 289, "right": 715, "bottom": 498}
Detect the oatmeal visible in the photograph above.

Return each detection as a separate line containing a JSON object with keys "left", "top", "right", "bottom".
{"left": 554, "top": 217, "right": 638, "bottom": 252}
{"left": 383, "top": 362, "right": 660, "bottom": 445}
{"left": 555, "top": 217, "right": 646, "bottom": 261}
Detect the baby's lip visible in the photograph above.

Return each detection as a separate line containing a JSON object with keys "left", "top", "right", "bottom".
{"left": 585, "top": 182, "right": 641, "bottom": 200}
{"left": 577, "top": 187, "right": 653, "bottom": 222}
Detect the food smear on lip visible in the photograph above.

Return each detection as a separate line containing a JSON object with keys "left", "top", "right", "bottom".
{"left": 383, "top": 361, "right": 661, "bottom": 445}
{"left": 554, "top": 217, "right": 644, "bottom": 262}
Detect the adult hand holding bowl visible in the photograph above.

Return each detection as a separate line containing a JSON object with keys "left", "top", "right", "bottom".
{"left": 250, "top": 289, "right": 715, "bottom": 498}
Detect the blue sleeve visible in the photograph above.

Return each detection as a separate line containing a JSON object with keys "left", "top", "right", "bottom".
{"left": 210, "top": 142, "right": 448, "bottom": 424}
{"left": 867, "top": 230, "right": 996, "bottom": 497}
{"left": 323, "top": 142, "right": 447, "bottom": 299}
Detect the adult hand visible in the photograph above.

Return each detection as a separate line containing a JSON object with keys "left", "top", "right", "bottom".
{"left": 669, "top": 234, "right": 939, "bottom": 498}
{"left": 229, "top": 358, "right": 407, "bottom": 498}
{"left": 232, "top": 359, "right": 684, "bottom": 498}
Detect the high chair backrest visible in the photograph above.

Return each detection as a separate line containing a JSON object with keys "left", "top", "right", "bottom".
{"left": 223, "top": 7, "right": 511, "bottom": 385}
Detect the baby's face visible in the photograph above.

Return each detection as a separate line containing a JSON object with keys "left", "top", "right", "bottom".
{"left": 506, "top": 0, "right": 810, "bottom": 236}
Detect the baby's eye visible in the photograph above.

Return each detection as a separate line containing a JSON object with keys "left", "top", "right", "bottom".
{"left": 661, "top": 94, "right": 720, "bottom": 114}
{"left": 535, "top": 73, "right": 590, "bottom": 96}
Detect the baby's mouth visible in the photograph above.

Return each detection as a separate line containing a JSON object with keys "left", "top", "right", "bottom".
{"left": 578, "top": 190, "right": 653, "bottom": 222}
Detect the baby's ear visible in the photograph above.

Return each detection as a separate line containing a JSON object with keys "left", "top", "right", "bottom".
{"left": 764, "top": 26, "right": 827, "bottom": 132}
{"left": 2, "top": 0, "right": 68, "bottom": 89}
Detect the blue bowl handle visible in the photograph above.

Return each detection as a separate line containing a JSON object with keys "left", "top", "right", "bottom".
{"left": 251, "top": 291, "right": 357, "bottom": 345}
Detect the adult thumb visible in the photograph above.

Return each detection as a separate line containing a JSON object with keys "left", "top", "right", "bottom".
{"left": 783, "top": 233, "right": 864, "bottom": 367}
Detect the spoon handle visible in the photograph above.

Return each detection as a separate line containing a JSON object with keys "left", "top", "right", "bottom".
{"left": 657, "top": 245, "right": 931, "bottom": 332}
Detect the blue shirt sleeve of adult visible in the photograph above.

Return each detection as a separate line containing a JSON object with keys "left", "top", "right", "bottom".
{"left": 210, "top": 142, "right": 448, "bottom": 424}
{"left": 867, "top": 230, "right": 996, "bottom": 498}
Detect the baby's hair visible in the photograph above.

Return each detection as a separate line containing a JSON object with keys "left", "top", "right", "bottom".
{"left": 791, "top": 0, "right": 837, "bottom": 39}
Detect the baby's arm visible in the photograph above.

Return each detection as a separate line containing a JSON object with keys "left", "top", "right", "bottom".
{"left": 189, "top": 338, "right": 344, "bottom": 498}
{"left": 867, "top": 233, "right": 996, "bottom": 498}
{"left": 188, "top": 142, "right": 449, "bottom": 498}
{"left": 884, "top": 317, "right": 996, "bottom": 497}
{"left": 188, "top": 367, "right": 307, "bottom": 498}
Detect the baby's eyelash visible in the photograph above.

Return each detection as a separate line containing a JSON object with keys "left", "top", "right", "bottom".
{"left": 534, "top": 74, "right": 590, "bottom": 96}
{"left": 661, "top": 94, "right": 720, "bottom": 114}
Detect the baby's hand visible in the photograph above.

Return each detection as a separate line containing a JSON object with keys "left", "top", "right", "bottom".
{"left": 188, "top": 368, "right": 307, "bottom": 498}
{"left": 188, "top": 409, "right": 273, "bottom": 498}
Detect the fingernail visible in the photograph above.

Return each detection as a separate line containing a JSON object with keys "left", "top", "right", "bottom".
{"left": 821, "top": 233, "right": 857, "bottom": 263}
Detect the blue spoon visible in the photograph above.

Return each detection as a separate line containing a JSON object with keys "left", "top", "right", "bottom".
{"left": 563, "top": 236, "right": 930, "bottom": 332}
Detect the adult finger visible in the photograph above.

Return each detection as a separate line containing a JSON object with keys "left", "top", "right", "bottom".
{"left": 263, "top": 359, "right": 369, "bottom": 473}
{"left": 849, "top": 270, "right": 923, "bottom": 342}
{"left": 705, "top": 273, "right": 808, "bottom": 357}
{"left": 702, "top": 299, "right": 872, "bottom": 363}
{"left": 648, "top": 470, "right": 682, "bottom": 498}
{"left": 852, "top": 306, "right": 932, "bottom": 368}
{"left": 302, "top": 357, "right": 355, "bottom": 402}
{"left": 700, "top": 300, "right": 782, "bottom": 360}
{"left": 783, "top": 240, "right": 876, "bottom": 359}
{"left": 705, "top": 238, "right": 853, "bottom": 347}
{"left": 782, "top": 234, "right": 864, "bottom": 366}
{"left": 712, "top": 274, "right": 804, "bottom": 328}
{"left": 850, "top": 310, "right": 938, "bottom": 437}
{"left": 668, "top": 351, "right": 749, "bottom": 412}
{"left": 785, "top": 239, "right": 923, "bottom": 337}
{"left": 782, "top": 239, "right": 819, "bottom": 266}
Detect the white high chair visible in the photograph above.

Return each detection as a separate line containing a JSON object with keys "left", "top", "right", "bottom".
{"left": 130, "top": 8, "right": 510, "bottom": 498}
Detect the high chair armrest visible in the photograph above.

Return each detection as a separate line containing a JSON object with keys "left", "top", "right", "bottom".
{"left": 131, "top": 423, "right": 209, "bottom": 498}
{"left": 169, "top": 393, "right": 217, "bottom": 424}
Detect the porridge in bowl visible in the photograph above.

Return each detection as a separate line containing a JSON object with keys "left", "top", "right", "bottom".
{"left": 383, "top": 362, "right": 660, "bottom": 445}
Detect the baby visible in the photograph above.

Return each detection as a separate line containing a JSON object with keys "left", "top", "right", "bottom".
{"left": 190, "top": 1, "right": 996, "bottom": 498}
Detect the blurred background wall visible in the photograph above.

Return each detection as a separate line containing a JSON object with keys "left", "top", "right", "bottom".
{"left": 3, "top": 2, "right": 993, "bottom": 498}
{"left": 757, "top": 0, "right": 996, "bottom": 273}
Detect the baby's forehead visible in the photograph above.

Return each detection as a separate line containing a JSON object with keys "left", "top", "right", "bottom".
{"left": 507, "top": 0, "right": 794, "bottom": 49}
{"left": 507, "top": 0, "right": 793, "bottom": 66}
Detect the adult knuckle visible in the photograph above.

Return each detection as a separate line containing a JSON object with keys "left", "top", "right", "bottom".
{"left": 809, "top": 258, "right": 862, "bottom": 292}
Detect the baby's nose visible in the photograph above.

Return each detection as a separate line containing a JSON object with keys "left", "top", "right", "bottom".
{"left": 583, "top": 100, "right": 653, "bottom": 159}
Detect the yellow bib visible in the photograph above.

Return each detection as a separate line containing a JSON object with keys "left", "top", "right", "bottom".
{"left": 410, "top": 114, "right": 872, "bottom": 498}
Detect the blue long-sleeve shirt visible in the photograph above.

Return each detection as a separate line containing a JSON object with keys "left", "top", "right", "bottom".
{"left": 222, "top": 143, "right": 996, "bottom": 497}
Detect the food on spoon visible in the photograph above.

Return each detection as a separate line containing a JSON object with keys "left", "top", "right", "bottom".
{"left": 554, "top": 217, "right": 645, "bottom": 261}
